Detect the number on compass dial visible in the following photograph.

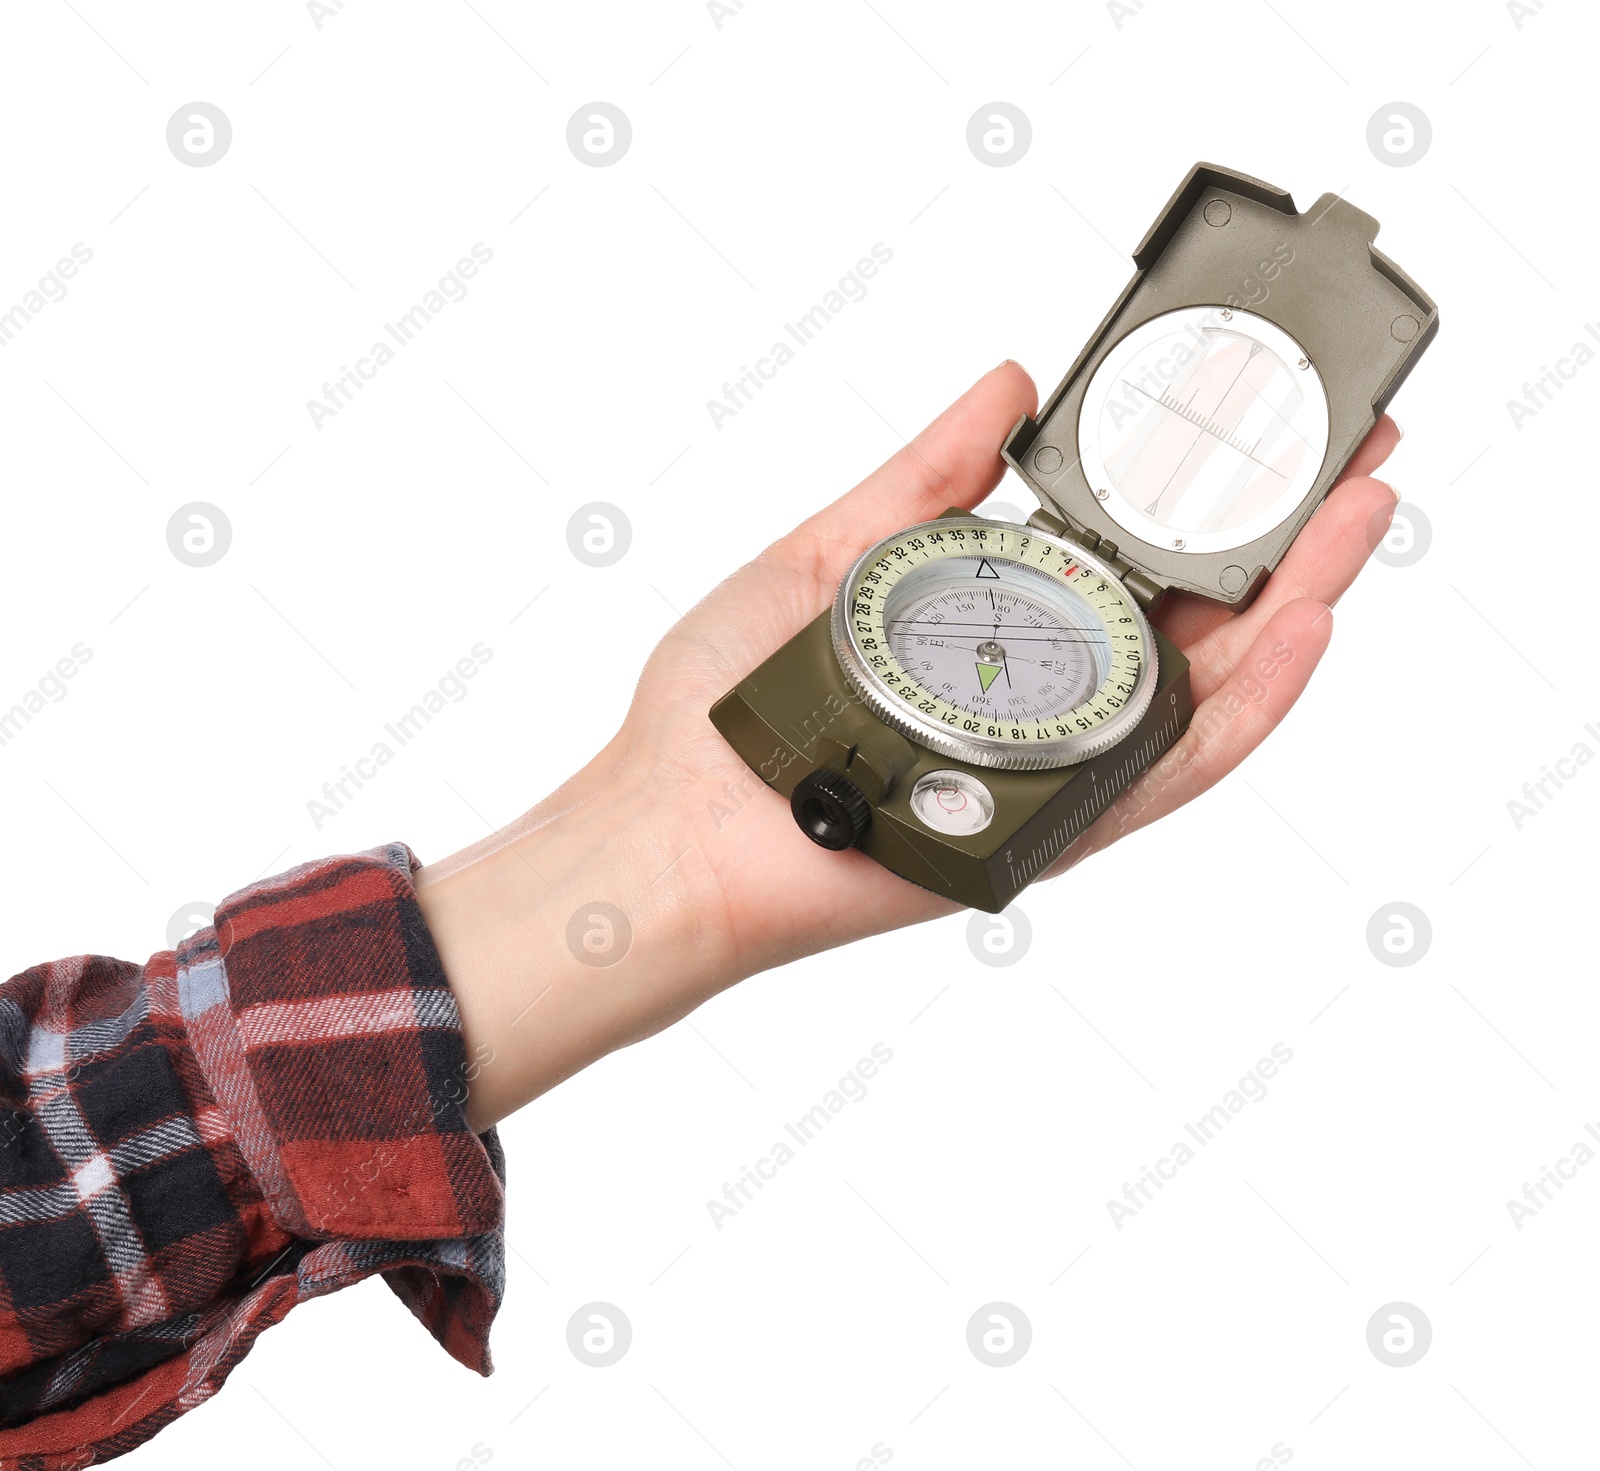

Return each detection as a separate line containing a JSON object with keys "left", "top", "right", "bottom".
{"left": 1076, "top": 305, "right": 1332, "bottom": 556}
{"left": 831, "top": 519, "right": 1158, "bottom": 770}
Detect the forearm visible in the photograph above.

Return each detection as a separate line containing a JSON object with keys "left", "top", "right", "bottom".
{"left": 413, "top": 739, "right": 739, "bottom": 1132}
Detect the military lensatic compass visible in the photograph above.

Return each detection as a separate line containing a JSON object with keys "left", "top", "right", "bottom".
{"left": 711, "top": 164, "right": 1437, "bottom": 912}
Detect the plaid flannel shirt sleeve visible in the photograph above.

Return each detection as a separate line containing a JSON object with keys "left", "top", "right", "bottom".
{"left": 0, "top": 842, "right": 506, "bottom": 1468}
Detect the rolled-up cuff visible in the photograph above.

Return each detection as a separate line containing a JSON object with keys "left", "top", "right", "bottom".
{"left": 0, "top": 842, "right": 505, "bottom": 1468}
{"left": 186, "top": 841, "right": 506, "bottom": 1368}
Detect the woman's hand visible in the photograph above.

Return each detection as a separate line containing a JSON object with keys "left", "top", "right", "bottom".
{"left": 417, "top": 363, "right": 1401, "bottom": 1130}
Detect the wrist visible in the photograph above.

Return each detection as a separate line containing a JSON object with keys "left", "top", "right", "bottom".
{"left": 414, "top": 739, "right": 736, "bottom": 1130}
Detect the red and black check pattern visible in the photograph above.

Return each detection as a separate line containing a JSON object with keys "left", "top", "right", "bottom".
{"left": 0, "top": 843, "right": 505, "bottom": 1468}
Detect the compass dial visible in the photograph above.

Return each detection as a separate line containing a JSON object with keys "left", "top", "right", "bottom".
{"left": 1077, "top": 305, "right": 1331, "bottom": 555}
{"left": 832, "top": 518, "right": 1157, "bottom": 770}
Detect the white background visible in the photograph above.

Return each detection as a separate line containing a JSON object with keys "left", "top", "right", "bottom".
{"left": 1, "top": 1, "right": 1596, "bottom": 1467}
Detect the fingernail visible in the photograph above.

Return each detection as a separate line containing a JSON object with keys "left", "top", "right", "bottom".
{"left": 1392, "top": 419, "right": 1406, "bottom": 441}
{"left": 994, "top": 358, "right": 1017, "bottom": 372}
{"left": 1385, "top": 480, "right": 1401, "bottom": 502}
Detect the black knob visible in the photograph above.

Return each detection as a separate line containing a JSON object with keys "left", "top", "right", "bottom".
{"left": 790, "top": 769, "right": 872, "bottom": 851}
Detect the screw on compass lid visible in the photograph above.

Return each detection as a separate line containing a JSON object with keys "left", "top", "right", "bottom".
{"left": 791, "top": 769, "right": 872, "bottom": 851}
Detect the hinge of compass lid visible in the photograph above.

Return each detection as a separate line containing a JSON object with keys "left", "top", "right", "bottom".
{"left": 1024, "top": 509, "right": 1165, "bottom": 609}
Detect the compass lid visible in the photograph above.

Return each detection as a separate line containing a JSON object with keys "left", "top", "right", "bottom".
{"left": 1002, "top": 163, "right": 1438, "bottom": 608}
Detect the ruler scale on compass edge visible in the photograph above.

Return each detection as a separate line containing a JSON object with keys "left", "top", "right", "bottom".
{"left": 710, "top": 162, "right": 1438, "bottom": 913}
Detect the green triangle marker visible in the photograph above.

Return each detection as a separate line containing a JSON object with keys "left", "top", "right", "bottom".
{"left": 976, "top": 662, "right": 1003, "bottom": 693}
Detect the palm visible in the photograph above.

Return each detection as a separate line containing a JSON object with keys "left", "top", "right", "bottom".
{"left": 626, "top": 364, "right": 1399, "bottom": 960}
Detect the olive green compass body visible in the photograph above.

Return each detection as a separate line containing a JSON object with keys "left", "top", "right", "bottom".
{"left": 711, "top": 163, "right": 1438, "bottom": 913}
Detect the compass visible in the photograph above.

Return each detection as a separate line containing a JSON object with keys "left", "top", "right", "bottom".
{"left": 711, "top": 163, "right": 1437, "bottom": 911}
